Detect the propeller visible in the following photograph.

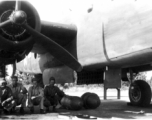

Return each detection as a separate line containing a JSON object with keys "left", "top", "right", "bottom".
{"left": 0, "top": 0, "right": 21, "bottom": 28}
{"left": 0, "top": 19, "right": 11, "bottom": 28}
{"left": 4, "top": 1, "right": 83, "bottom": 72}
{"left": 23, "top": 24, "right": 82, "bottom": 71}
{"left": 15, "top": 0, "right": 21, "bottom": 11}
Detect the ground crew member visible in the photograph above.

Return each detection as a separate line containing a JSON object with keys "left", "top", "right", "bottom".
{"left": 28, "top": 78, "right": 45, "bottom": 114}
{"left": 0, "top": 79, "right": 15, "bottom": 114}
{"left": 44, "top": 77, "right": 65, "bottom": 112}
{"left": 9, "top": 76, "right": 27, "bottom": 114}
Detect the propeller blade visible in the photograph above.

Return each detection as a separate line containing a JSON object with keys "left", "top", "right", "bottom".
{"left": 15, "top": 0, "right": 21, "bottom": 11}
{"left": 23, "top": 24, "right": 82, "bottom": 72}
{"left": 0, "top": 19, "right": 11, "bottom": 28}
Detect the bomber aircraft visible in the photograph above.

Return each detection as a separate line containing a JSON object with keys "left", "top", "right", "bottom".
{"left": 0, "top": 0, "right": 152, "bottom": 108}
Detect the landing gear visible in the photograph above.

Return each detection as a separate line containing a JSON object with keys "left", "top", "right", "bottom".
{"left": 129, "top": 80, "right": 151, "bottom": 107}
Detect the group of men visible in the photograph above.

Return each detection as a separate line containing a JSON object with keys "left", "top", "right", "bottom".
{"left": 0, "top": 76, "right": 65, "bottom": 114}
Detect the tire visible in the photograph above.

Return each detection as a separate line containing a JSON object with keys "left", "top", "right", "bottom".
{"left": 129, "top": 80, "right": 152, "bottom": 107}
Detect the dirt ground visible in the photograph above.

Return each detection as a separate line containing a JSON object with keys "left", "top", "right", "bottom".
{"left": 0, "top": 88, "right": 152, "bottom": 120}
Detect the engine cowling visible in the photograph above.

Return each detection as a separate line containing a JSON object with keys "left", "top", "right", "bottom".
{"left": 0, "top": 1, "right": 40, "bottom": 64}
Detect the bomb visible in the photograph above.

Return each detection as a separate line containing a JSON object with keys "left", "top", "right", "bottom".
{"left": 61, "top": 95, "right": 83, "bottom": 110}
{"left": 81, "top": 92, "right": 100, "bottom": 109}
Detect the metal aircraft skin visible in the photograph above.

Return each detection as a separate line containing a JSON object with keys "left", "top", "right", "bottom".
{"left": 1, "top": 0, "right": 152, "bottom": 84}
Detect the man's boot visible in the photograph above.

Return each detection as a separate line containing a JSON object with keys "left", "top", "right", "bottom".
{"left": 40, "top": 109, "right": 45, "bottom": 114}
{"left": 20, "top": 107, "right": 25, "bottom": 114}
{"left": 52, "top": 106, "right": 56, "bottom": 112}
{"left": 30, "top": 107, "right": 34, "bottom": 114}
{"left": 10, "top": 107, "right": 16, "bottom": 114}
{"left": 3, "top": 109, "right": 10, "bottom": 115}
{"left": 46, "top": 107, "right": 49, "bottom": 113}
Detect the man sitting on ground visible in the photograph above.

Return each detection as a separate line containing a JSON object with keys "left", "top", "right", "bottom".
{"left": 44, "top": 77, "right": 65, "bottom": 112}
{"left": 9, "top": 76, "right": 27, "bottom": 114}
{"left": 0, "top": 79, "right": 15, "bottom": 114}
{"left": 28, "top": 78, "right": 45, "bottom": 114}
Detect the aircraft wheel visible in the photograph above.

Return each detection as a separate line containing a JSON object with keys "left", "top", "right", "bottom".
{"left": 129, "top": 80, "right": 151, "bottom": 107}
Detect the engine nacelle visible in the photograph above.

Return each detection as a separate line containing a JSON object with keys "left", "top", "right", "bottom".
{"left": 0, "top": 1, "right": 40, "bottom": 64}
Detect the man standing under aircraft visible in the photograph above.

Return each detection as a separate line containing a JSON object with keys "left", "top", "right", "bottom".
{"left": 0, "top": 79, "right": 15, "bottom": 114}
{"left": 44, "top": 77, "right": 65, "bottom": 112}
{"left": 28, "top": 78, "right": 45, "bottom": 114}
{"left": 9, "top": 76, "right": 27, "bottom": 114}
